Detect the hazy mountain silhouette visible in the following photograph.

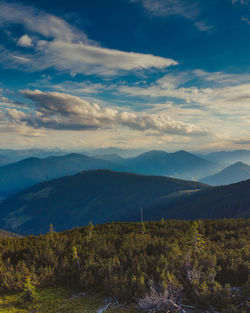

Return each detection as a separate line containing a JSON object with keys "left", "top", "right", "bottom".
{"left": 201, "top": 162, "right": 250, "bottom": 186}
{"left": 123, "top": 150, "right": 218, "bottom": 179}
{"left": 0, "top": 153, "right": 126, "bottom": 197}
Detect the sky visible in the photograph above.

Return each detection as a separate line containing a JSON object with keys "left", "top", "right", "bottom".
{"left": 0, "top": 0, "right": 250, "bottom": 151}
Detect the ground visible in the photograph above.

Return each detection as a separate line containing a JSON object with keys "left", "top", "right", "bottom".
{"left": 0, "top": 286, "right": 140, "bottom": 313}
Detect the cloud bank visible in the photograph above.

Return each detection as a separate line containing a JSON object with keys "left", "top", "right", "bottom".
{"left": 2, "top": 90, "right": 206, "bottom": 136}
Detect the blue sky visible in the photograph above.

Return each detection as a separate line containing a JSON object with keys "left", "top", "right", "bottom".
{"left": 0, "top": 0, "right": 250, "bottom": 151}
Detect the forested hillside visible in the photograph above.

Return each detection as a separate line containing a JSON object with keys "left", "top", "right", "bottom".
{"left": 147, "top": 178, "right": 250, "bottom": 220}
{"left": 0, "top": 219, "right": 249, "bottom": 312}
{"left": 0, "top": 170, "right": 207, "bottom": 235}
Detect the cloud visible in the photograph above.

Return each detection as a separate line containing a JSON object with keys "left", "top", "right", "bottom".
{"left": 193, "top": 69, "right": 250, "bottom": 84}
{"left": 194, "top": 21, "right": 213, "bottom": 32}
{"left": 241, "top": 16, "right": 250, "bottom": 25}
{"left": 0, "top": 1, "right": 177, "bottom": 75}
{"left": 118, "top": 70, "right": 250, "bottom": 108}
{"left": 233, "top": 138, "right": 250, "bottom": 145}
{"left": 132, "top": 0, "right": 199, "bottom": 19}
{"left": 232, "top": 0, "right": 249, "bottom": 4}
{"left": 17, "top": 34, "right": 33, "bottom": 47}
{"left": 0, "top": 89, "right": 206, "bottom": 136}
{"left": 132, "top": 0, "right": 212, "bottom": 31}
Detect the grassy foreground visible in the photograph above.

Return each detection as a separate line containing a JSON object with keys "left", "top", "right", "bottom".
{"left": 0, "top": 286, "right": 140, "bottom": 313}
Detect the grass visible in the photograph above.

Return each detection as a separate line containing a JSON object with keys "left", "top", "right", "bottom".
{"left": 0, "top": 286, "right": 104, "bottom": 313}
{"left": 0, "top": 286, "right": 141, "bottom": 313}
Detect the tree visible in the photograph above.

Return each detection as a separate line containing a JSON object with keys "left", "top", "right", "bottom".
{"left": 49, "top": 223, "right": 55, "bottom": 240}
{"left": 23, "top": 276, "right": 37, "bottom": 302}
{"left": 72, "top": 246, "right": 80, "bottom": 270}
{"left": 88, "top": 221, "right": 94, "bottom": 239}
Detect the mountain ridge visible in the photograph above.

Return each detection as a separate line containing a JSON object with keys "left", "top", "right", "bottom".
{"left": 0, "top": 169, "right": 208, "bottom": 235}
{"left": 200, "top": 161, "right": 250, "bottom": 186}
{"left": 0, "top": 153, "right": 126, "bottom": 197}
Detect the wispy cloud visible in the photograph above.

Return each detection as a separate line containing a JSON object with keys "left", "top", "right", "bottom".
{"left": 131, "top": 0, "right": 212, "bottom": 31}
{"left": 118, "top": 70, "right": 250, "bottom": 107}
{"left": 0, "top": 1, "right": 177, "bottom": 75}
{"left": 232, "top": 0, "right": 249, "bottom": 5}
{"left": 131, "top": 0, "right": 199, "bottom": 19}
{"left": 241, "top": 16, "right": 250, "bottom": 24}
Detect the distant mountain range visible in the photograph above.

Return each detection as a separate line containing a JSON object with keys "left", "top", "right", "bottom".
{"left": 201, "top": 162, "right": 250, "bottom": 186}
{"left": 0, "top": 148, "right": 66, "bottom": 163}
{"left": 92, "top": 150, "right": 219, "bottom": 179}
{"left": 205, "top": 149, "right": 250, "bottom": 165}
{"left": 0, "top": 154, "right": 126, "bottom": 197}
{"left": 0, "top": 150, "right": 219, "bottom": 197}
{"left": 0, "top": 170, "right": 207, "bottom": 235}
{"left": 87, "top": 146, "right": 144, "bottom": 158}
{"left": 122, "top": 150, "right": 218, "bottom": 179}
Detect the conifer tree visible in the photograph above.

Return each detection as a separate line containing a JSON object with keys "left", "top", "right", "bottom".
{"left": 49, "top": 223, "right": 55, "bottom": 240}
{"left": 72, "top": 246, "right": 80, "bottom": 270}
{"left": 23, "top": 276, "right": 37, "bottom": 302}
{"left": 88, "top": 221, "right": 94, "bottom": 239}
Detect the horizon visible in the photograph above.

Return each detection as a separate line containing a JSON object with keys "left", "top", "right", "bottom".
{"left": 1, "top": 0, "right": 250, "bottom": 151}
{"left": 1, "top": 145, "right": 250, "bottom": 156}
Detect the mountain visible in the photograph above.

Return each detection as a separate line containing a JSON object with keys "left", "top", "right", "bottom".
{"left": 205, "top": 149, "right": 250, "bottom": 165}
{"left": 200, "top": 162, "right": 250, "bottom": 186}
{"left": 0, "top": 154, "right": 11, "bottom": 166}
{"left": 88, "top": 146, "right": 144, "bottom": 158}
{"left": 0, "top": 153, "right": 127, "bottom": 197}
{"left": 0, "top": 148, "right": 66, "bottom": 163}
{"left": 0, "top": 149, "right": 219, "bottom": 197}
{"left": 146, "top": 179, "right": 250, "bottom": 220}
{"left": 93, "top": 154, "right": 125, "bottom": 163}
{"left": 0, "top": 229, "right": 22, "bottom": 238}
{"left": 123, "top": 150, "right": 219, "bottom": 180}
{"left": 0, "top": 170, "right": 207, "bottom": 235}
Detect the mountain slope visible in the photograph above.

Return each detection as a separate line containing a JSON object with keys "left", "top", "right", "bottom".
{"left": 88, "top": 146, "right": 144, "bottom": 158}
{"left": 201, "top": 161, "right": 250, "bottom": 186}
{"left": 0, "top": 170, "right": 207, "bottom": 235}
{"left": 0, "top": 153, "right": 126, "bottom": 197}
{"left": 146, "top": 179, "right": 250, "bottom": 220}
{"left": 0, "top": 229, "right": 22, "bottom": 238}
{"left": 124, "top": 150, "right": 218, "bottom": 179}
{"left": 0, "top": 154, "right": 11, "bottom": 166}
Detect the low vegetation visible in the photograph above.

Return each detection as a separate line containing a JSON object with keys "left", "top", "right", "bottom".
{"left": 0, "top": 219, "right": 249, "bottom": 312}
{"left": 0, "top": 286, "right": 108, "bottom": 313}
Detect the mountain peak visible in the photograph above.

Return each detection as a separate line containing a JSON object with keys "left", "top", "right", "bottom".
{"left": 201, "top": 161, "right": 250, "bottom": 186}
{"left": 230, "top": 161, "right": 249, "bottom": 167}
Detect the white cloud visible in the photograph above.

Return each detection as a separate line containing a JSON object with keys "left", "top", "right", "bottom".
{"left": 2, "top": 89, "right": 205, "bottom": 137}
{"left": 0, "top": 1, "right": 177, "bottom": 75}
{"left": 17, "top": 34, "right": 33, "bottom": 47}
{"left": 37, "top": 40, "right": 177, "bottom": 74}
